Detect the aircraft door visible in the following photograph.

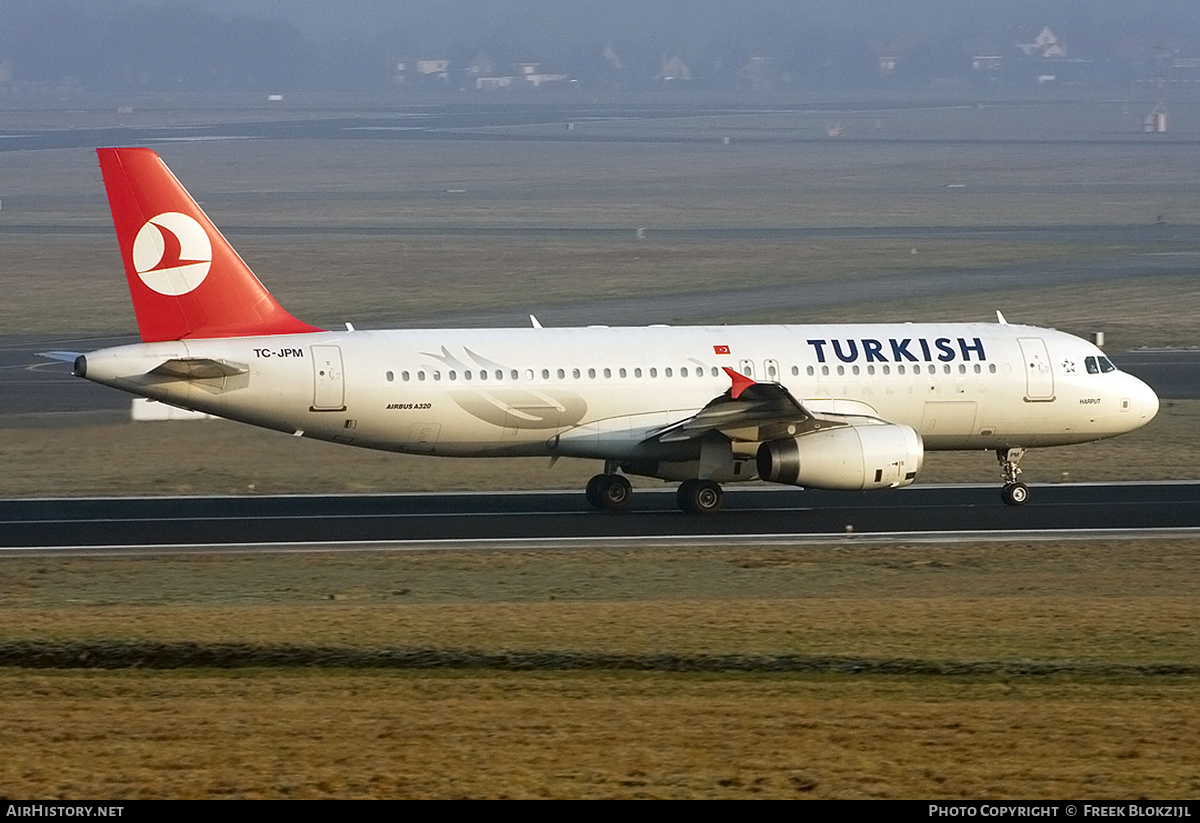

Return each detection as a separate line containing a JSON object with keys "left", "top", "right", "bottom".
{"left": 1017, "top": 337, "right": 1054, "bottom": 401}
{"left": 738, "top": 359, "right": 755, "bottom": 379}
{"left": 311, "top": 345, "right": 346, "bottom": 411}
{"left": 763, "top": 359, "right": 780, "bottom": 381}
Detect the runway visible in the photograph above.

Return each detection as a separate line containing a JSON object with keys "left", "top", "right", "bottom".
{"left": 2, "top": 482, "right": 1198, "bottom": 550}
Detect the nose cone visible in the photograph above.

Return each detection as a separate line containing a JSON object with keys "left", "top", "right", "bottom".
{"left": 1125, "top": 373, "right": 1159, "bottom": 431}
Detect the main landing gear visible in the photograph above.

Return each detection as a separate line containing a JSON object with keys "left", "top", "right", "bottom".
{"left": 585, "top": 467, "right": 726, "bottom": 515}
{"left": 676, "top": 479, "right": 724, "bottom": 515}
{"left": 585, "top": 471, "right": 632, "bottom": 511}
{"left": 997, "top": 447, "right": 1029, "bottom": 507}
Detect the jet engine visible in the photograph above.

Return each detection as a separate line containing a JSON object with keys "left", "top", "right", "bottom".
{"left": 756, "top": 423, "right": 923, "bottom": 490}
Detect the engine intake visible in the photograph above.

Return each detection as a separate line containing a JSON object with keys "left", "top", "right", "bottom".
{"left": 756, "top": 424, "right": 923, "bottom": 490}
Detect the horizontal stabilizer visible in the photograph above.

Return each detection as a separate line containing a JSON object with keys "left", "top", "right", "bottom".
{"left": 36, "top": 351, "right": 84, "bottom": 363}
{"left": 149, "top": 357, "right": 249, "bottom": 380}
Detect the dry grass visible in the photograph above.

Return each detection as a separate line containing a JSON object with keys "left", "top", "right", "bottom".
{"left": 1, "top": 540, "right": 1199, "bottom": 798}
{"left": 2, "top": 670, "right": 1197, "bottom": 799}
{"left": 4, "top": 135, "right": 1199, "bottom": 339}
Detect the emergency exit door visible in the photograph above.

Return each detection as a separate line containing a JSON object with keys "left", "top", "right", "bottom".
{"left": 311, "top": 345, "right": 346, "bottom": 411}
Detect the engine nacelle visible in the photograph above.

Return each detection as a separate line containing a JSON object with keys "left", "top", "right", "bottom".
{"left": 756, "top": 424, "right": 923, "bottom": 490}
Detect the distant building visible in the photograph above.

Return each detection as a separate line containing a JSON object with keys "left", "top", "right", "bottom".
{"left": 392, "top": 59, "right": 451, "bottom": 86}
{"left": 465, "top": 52, "right": 494, "bottom": 80}
{"left": 738, "top": 56, "right": 787, "bottom": 90}
{"left": 657, "top": 55, "right": 692, "bottom": 82}
{"left": 475, "top": 76, "right": 515, "bottom": 91}
{"left": 1144, "top": 103, "right": 1168, "bottom": 133}
{"left": 515, "top": 63, "right": 568, "bottom": 87}
{"left": 869, "top": 40, "right": 914, "bottom": 78}
{"left": 1018, "top": 27, "right": 1067, "bottom": 59}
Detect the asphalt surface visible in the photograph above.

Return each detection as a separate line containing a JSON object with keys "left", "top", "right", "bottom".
{"left": 5, "top": 103, "right": 1198, "bottom": 153}
{"left": 1, "top": 483, "right": 1197, "bottom": 550}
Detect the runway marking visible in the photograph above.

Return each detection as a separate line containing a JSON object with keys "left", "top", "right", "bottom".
{"left": 7, "top": 497, "right": 1190, "bottom": 528}
{"left": 4, "top": 527, "right": 1200, "bottom": 555}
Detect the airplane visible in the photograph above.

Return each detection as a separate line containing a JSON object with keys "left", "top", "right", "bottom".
{"left": 58, "top": 147, "right": 1160, "bottom": 514}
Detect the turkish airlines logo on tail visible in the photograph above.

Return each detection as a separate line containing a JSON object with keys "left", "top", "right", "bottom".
{"left": 131, "top": 212, "right": 212, "bottom": 295}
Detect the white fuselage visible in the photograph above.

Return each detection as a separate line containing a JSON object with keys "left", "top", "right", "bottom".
{"left": 79, "top": 321, "right": 1159, "bottom": 482}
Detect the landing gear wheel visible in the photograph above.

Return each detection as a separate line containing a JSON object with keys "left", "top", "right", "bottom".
{"left": 997, "top": 448, "right": 1029, "bottom": 508}
{"left": 677, "top": 479, "right": 724, "bottom": 515}
{"left": 1001, "top": 482, "right": 1029, "bottom": 507}
{"left": 586, "top": 473, "right": 632, "bottom": 511}
{"left": 585, "top": 474, "right": 606, "bottom": 508}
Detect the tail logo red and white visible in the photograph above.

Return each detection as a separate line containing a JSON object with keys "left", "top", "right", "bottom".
{"left": 131, "top": 212, "right": 212, "bottom": 296}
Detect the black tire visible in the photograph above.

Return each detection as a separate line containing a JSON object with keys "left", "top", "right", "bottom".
{"left": 677, "top": 479, "right": 723, "bottom": 515}
{"left": 585, "top": 474, "right": 606, "bottom": 509}
{"left": 596, "top": 474, "right": 632, "bottom": 511}
{"left": 1001, "top": 482, "right": 1029, "bottom": 507}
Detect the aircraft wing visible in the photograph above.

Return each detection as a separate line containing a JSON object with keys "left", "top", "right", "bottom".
{"left": 647, "top": 367, "right": 817, "bottom": 444}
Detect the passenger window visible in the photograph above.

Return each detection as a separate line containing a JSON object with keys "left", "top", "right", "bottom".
{"left": 634, "top": 368, "right": 643, "bottom": 378}
{"left": 649, "top": 368, "right": 657, "bottom": 378}
{"left": 806, "top": 366, "right": 815, "bottom": 376}
{"left": 557, "top": 368, "right": 565, "bottom": 379}
{"left": 665, "top": 367, "right": 672, "bottom": 378}
{"left": 541, "top": 369, "right": 550, "bottom": 380}
{"left": 386, "top": 371, "right": 394, "bottom": 382}
{"left": 417, "top": 371, "right": 426, "bottom": 381}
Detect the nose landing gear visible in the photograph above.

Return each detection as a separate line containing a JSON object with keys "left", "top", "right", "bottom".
{"left": 998, "top": 448, "right": 1029, "bottom": 507}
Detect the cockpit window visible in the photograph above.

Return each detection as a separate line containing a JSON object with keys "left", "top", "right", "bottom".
{"left": 1099, "top": 356, "right": 1117, "bottom": 373}
{"left": 1085, "top": 356, "right": 1099, "bottom": 374}
{"left": 1085, "top": 355, "right": 1118, "bottom": 374}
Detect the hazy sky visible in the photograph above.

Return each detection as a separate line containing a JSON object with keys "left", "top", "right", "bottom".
{"left": 3, "top": 1, "right": 1197, "bottom": 91}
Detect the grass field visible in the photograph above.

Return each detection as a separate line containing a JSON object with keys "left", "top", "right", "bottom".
{"left": 2, "top": 98, "right": 1199, "bottom": 799}
{"left": 1, "top": 539, "right": 1199, "bottom": 799}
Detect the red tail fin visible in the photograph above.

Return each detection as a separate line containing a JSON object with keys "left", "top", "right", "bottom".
{"left": 97, "top": 147, "right": 323, "bottom": 342}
